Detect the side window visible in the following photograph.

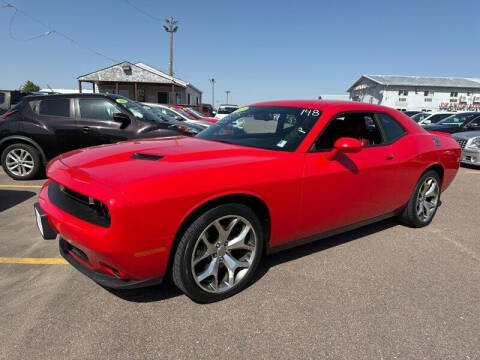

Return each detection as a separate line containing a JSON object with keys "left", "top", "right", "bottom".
{"left": 79, "top": 99, "right": 117, "bottom": 121}
{"left": 376, "top": 113, "right": 407, "bottom": 143}
{"left": 39, "top": 98, "right": 70, "bottom": 117}
{"left": 314, "top": 112, "right": 383, "bottom": 150}
{"left": 0, "top": 93, "right": 5, "bottom": 104}
{"left": 469, "top": 117, "right": 480, "bottom": 127}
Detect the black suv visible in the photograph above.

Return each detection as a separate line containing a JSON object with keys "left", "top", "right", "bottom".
{"left": 0, "top": 94, "right": 204, "bottom": 180}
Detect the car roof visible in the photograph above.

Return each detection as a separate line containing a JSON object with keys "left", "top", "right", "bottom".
{"left": 249, "top": 99, "right": 399, "bottom": 113}
{"left": 22, "top": 93, "right": 116, "bottom": 101}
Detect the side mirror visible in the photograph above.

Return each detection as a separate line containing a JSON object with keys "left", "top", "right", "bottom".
{"left": 326, "top": 137, "right": 362, "bottom": 160}
{"left": 113, "top": 112, "right": 130, "bottom": 128}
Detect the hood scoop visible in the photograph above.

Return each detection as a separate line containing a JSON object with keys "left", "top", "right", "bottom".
{"left": 131, "top": 153, "right": 164, "bottom": 161}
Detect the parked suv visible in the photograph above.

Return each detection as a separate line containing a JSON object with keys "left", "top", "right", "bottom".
{"left": 0, "top": 90, "right": 43, "bottom": 115}
{"left": 0, "top": 94, "right": 202, "bottom": 180}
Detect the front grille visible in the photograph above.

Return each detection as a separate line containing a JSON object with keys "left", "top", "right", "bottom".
{"left": 62, "top": 240, "right": 91, "bottom": 265}
{"left": 48, "top": 182, "right": 110, "bottom": 227}
{"left": 456, "top": 139, "right": 467, "bottom": 149}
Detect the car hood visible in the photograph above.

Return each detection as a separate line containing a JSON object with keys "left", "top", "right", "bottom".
{"left": 452, "top": 130, "right": 480, "bottom": 140}
{"left": 422, "top": 124, "right": 459, "bottom": 133}
{"left": 57, "top": 136, "right": 279, "bottom": 191}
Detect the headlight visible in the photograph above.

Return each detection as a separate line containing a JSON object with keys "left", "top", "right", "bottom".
{"left": 466, "top": 137, "right": 480, "bottom": 149}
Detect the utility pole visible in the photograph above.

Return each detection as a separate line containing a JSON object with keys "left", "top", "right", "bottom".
{"left": 163, "top": 17, "right": 178, "bottom": 104}
{"left": 209, "top": 78, "right": 216, "bottom": 108}
{"left": 225, "top": 90, "right": 230, "bottom": 104}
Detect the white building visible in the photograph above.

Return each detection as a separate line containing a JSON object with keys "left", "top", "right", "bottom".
{"left": 77, "top": 61, "right": 202, "bottom": 105}
{"left": 348, "top": 75, "right": 480, "bottom": 112}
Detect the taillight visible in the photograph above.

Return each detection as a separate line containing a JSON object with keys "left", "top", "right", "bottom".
{"left": 0, "top": 110, "right": 17, "bottom": 119}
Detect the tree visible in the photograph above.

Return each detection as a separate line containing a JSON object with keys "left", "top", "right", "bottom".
{"left": 21, "top": 81, "right": 40, "bottom": 92}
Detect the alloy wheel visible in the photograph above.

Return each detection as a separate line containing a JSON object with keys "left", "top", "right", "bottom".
{"left": 191, "top": 215, "right": 257, "bottom": 294}
{"left": 5, "top": 148, "right": 35, "bottom": 177}
{"left": 416, "top": 177, "right": 439, "bottom": 222}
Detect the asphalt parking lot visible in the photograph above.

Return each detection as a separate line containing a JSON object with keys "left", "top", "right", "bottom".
{"left": 0, "top": 167, "right": 479, "bottom": 359}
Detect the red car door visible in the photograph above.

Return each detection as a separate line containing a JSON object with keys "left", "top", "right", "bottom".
{"left": 297, "top": 112, "right": 399, "bottom": 239}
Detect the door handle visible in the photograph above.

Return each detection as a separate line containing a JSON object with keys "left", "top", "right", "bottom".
{"left": 386, "top": 154, "right": 394, "bottom": 160}
{"left": 82, "top": 126, "right": 90, "bottom": 133}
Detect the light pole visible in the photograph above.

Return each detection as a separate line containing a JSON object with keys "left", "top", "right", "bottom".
{"left": 225, "top": 90, "right": 230, "bottom": 104}
{"left": 209, "top": 78, "right": 215, "bottom": 107}
{"left": 163, "top": 17, "right": 178, "bottom": 104}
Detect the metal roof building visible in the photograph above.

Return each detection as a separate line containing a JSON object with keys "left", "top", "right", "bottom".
{"left": 77, "top": 61, "right": 202, "bottom": 105}
{"left": 348, "top": 75, "right": 480, "bottom": 112}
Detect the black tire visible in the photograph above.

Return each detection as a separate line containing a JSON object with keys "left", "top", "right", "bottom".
{"left": 1, "top": 143, "right": 42, "bottom": 180}
{"left": 399, "top": 170, "right": 441, "bottom": 228}
{"left": 172, "top": 203, "right": 264, "bottom": 303}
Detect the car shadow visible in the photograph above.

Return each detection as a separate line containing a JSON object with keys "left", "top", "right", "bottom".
{"left": 252, "top": 218, "right": 399, "bottom": 284}
{"left": 0, "top": 190, "right": 36, "bottom": 212}
{"left": 109, "top": 218, "right": 399, "bottom": 303}
{"left": 460, "top": 163, "right": 479, "bottom": 170}
{"left": 104, "top": 281, "right": 182, "bottom": 303}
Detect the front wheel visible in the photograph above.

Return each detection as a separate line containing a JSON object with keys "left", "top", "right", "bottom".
{"left": 172, "top": 203, "right": 264, "bottom": 303}
{"left": 399, "top": 170, "right": 441, "bottom": 228}
{"left": 1, "top": 143, "right": 42, "bottom": 180}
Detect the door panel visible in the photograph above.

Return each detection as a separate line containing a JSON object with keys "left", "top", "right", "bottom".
{"left": 36, "top": 98, "right": 79, "bottom": 156}
{"left": 75, "top": 98, "right": 135, "bottom": 148}
{"left": 299, "top": 146, "right": 398, "bottom": 239}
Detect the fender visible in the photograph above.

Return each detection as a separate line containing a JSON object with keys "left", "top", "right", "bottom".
{"left": 0, "top": 135, "right": 48, "bottom": 164}
{"left": 176, "top": 189, "right": 270, "bottom": 233}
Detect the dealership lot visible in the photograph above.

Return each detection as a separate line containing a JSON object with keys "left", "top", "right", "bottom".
{"left": 0, "top": 168, "right": 479, "bottom": 359}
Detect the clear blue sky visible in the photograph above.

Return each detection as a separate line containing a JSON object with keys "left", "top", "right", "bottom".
{"left": 1, "top": 0, "right": 479, "bottom": 105}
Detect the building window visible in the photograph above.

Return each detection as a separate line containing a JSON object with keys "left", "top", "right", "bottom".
{"left": 424, "top": 98, "right": 432, "bottom": 102}
{"left": 187, "top": 93, "right": 191, "bottom": 105}
{"left": 424, "top": 90, "right": 434, "bottom": 96}
{"left": 398, "top": 90, "right": 408, "bottom": 96}
{"left": 450, "top": 91, "right": 458, "bottom": 97}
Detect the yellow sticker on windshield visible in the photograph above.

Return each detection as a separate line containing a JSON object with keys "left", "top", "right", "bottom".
{"left": 234, "top": 106, "right": 248, "bottom": 113}
{"left": 116, "top": 98, "right": 128, "bottom": 104}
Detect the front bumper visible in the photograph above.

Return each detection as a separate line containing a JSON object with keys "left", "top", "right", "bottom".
{"left": 461, "top": 148, "right": 480, "bottom": 166}
{"left": 59, "top": 238, "right": 163, "bottom": 289}
{"left": 37, "top": 160, "right": 173, "bottom": 284}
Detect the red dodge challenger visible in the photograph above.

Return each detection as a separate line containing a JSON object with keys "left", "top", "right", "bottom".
{"left": 34, "top": 100, "right": 460, "bottom": 303}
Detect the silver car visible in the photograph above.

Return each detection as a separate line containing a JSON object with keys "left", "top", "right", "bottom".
{"left": 453, "top": 131, "right": 480, "bottom": 167}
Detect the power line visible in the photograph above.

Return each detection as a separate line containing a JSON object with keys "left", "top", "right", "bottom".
{"left": 1, "top": 0, "right": 118, "bottom": 63}
{"left": 6, "top": 7, "right": 55, "bottom": 41}
{"left": 123, "top": 0, "right": 164, "bottom": 22}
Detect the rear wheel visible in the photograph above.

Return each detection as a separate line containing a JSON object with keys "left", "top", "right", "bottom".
{"left": 172, "top": 203, "right": 263, "bottom": 303}
{"left": 399, "top": 170, "right": 441, "bottom": 227}
{"left": 1, "top": 143, "right": 42, "bottom": 180}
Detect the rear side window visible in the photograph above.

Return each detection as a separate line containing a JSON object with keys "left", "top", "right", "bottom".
{"left": 79, "top": 99, "right": 117, "bottom": 121}
{"left": 376, "top": 113, "right": 406, "bottom": 143}
{"left": 39, "top": 99, "right": 70, "bottom": 117}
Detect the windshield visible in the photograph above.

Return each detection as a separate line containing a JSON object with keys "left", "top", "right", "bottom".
{"left": 217, "top": 106, "right": 239, "bottom": 114}
{"left": 411, "top": 113, "right": 429, "bottom": 122}
{"left": 427, "top": 113, "right": 451, "bottom": 123}
{"left": 437, "top": 113, "right": 479, "bottom": 126}
{"left": 112, "top": 97, "right": 161, "bottom": 122}
{"left": 142, "top": 105, "right": 176, "bottom": 122}
{"left": 196, "top": 106, "right": 321, "bottom": 151}
{"left": 186, "top": 108, "right": 205, "bottom": 118}
{"left": 173, "top": 107, "right": 195, "bottom": 120}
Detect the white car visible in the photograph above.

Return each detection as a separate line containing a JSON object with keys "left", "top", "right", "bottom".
{"left": 215, "top": 104, "right": 239, "bottom": 120}
{"left": 418, "top": 112, "right": 454, "bottom": 126}
{"left": 453, "top": 131, "right": 480, "bottom": 167}
{"left": 141, "top": 103, "right": 211, "bottom": 129}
